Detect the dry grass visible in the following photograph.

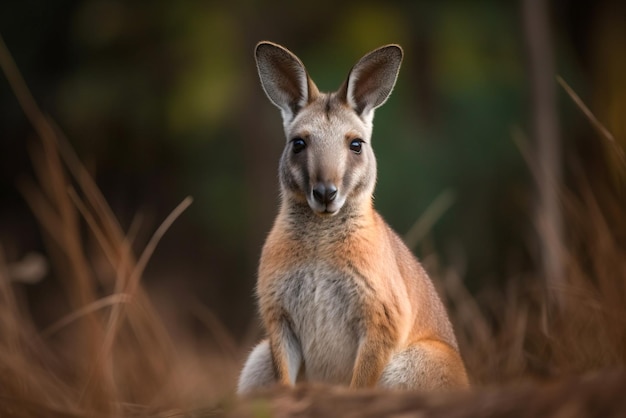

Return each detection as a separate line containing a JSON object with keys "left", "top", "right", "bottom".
{"left": 225, "top": 371, "right": 626, "bottom": 418}
{"left": 1, "top": 36, "right": 626, "bottom": 416}
{"left": 445, "top": 176, "right": 626, "bottom": 385}
{"left": 0, "top": 36, "right": 242, "bottom": 417}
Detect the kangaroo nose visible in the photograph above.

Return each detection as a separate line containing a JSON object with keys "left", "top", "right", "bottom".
{"left": 312, "top": 183, "right": 338, "bottom": 205}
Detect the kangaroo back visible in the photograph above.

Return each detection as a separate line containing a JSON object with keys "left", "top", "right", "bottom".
{"left": 237, "top": 42, "right": 469, "bottom": 394}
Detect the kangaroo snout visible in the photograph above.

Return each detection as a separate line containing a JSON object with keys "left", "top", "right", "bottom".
{"left": 309, "top": 177, "right": 344, "bottom": 214}
{"left": 312, "top": 182, "right": 337, "bottom": 205}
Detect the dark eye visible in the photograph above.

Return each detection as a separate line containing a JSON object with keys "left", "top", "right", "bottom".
{"left": 292, "top": 138, "right": 306, "bottom": 154}
{"left": 349, "top": 139, "right": 364, "bottom": 154}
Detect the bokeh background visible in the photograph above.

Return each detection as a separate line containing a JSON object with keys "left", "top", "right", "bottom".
{"left": 1, "top": 0, "right": 626, "bottom": 413}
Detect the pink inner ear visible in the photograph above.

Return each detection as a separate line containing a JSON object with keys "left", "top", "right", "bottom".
{"left": 350, "top": 70, "right": 380, "bottom": 114}
{"left": 257, "top": 44, "right": 315, "bottom": 115}
{"left": 353, "top": 64, "right": 384, "bottom": 103}
{"left": 266, "top": 51, "right": 306, "bottom": 108}
{"left": 345, "top": 46, "right": 402, "bottom": 114}
{"left": 274, "top": 59, "right": 307, "bottom": 106}
{"left": 349, "top": 62, "right": 395, "bottom": 114}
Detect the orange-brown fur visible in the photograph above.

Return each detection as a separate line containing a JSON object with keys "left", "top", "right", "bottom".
{"left": 237, "top": 41, "right": 468, "bottom": 394}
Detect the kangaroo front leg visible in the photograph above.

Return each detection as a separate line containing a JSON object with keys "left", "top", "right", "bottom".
{"left": 350, "top": 326, "right": 396, "bottom": 388}
{"left": 267, "top": 315, "right": 303, "bottom": 387}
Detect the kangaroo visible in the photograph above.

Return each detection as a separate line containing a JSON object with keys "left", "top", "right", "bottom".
{"left": 237, "top": 41, "right": 469, "bottom": 394}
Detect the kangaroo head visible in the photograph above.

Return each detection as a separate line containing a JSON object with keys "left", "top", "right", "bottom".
{"left": 255, "top": 42, "right": 403, "bottom": 215}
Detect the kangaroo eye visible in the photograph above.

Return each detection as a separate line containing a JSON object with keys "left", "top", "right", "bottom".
{"left": 349, "top": 139, "right": 363, "bottom": 154}
{"left": 291, "top": 138, "right": 306, "bottom": 154}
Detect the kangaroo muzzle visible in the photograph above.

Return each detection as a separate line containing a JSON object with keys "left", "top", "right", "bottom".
{"left": 312, "top": 182, "right": 337, "bottom": 205}
{"left": 308, "top": 180, "right": 344, "bottom": 215}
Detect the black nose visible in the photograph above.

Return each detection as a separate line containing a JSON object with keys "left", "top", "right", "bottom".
{"left": 312, "top": 183, "right": 338, "bottom": 205}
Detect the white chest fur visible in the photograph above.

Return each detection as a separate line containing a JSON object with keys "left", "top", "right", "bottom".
{"left": 275, "top": 263, "right": 365, "bottom": 384}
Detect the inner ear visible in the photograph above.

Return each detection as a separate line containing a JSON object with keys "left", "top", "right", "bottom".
{"left": 350, "top": 63, "right": 392, "bottom": 114}
{"left": 255, "top": 42, "right": 320, "bottom": 118}
{"left": 339, "top": 45, "right": 403, "bottom": 116}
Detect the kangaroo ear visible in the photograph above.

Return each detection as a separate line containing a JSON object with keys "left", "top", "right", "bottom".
{"left": 340, "top": 45, "right": 403, "bottom": 117}
{"left": 255, "top": 41, "right": 319, "bottom": 120}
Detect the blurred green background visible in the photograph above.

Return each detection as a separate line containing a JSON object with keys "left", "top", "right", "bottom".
{"left": 1, "top": 0, "right": 624, "bottom": 337}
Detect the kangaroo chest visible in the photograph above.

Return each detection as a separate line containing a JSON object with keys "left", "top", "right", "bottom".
{"left": 276, "top": 263, "right": 366, "bottom": 384}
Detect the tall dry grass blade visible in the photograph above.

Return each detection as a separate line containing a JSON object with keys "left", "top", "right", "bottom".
{"left": 557, "top": 75, "right": 625, "bottom": 166}
{"left": 126, "top": 212, "right": 145, "bottom": 251}
{"left": 0, "top": 245, "right": 21, "bottom": 352}
{"left": 81, "top": 197, "right": 193, "bottom": 404}
{"left": 56, "top": 124, "right": 180, "bottom": 402}
{"left": 42, "top": 293, "right": 131, "bottom": 338}
{"left": 512, "top": 127, "right": 543, "bottom": 187}
{"left": 512, "top": 126, "right": 568, "bottom": 314}
{"left": 191, "top": 302, "right": 240, "bottom": 362}
{"left": 68, "top": 185, "right": 163, "bottom": 360}
{"left": 66, "top": 187, "right": 119, "bottom": 278}
{"left": 404, "top": 189, "right": 455, "bottom": 251}
{"left": 0, "top": 35, "right": 51, "bottom": 144}
{"left": 26, "top": 140, "right": 61, "bottom": 216}
{"left": 55, "top": 127, "right": 170, "bottom": 404}
{"left": 101, "top": 196, "right": 193, "bottom": 342}
{"left": 51, "top": 120, "right": 137, "bottom": 269}
{"left": 522, "top": 0, "right": 564, "bottom": 309}
{"left": 18, "top": 180, "right": 65, "bottom": 247}
{"left": 58, "top": 130, "right": 187, "bottom": 408}
{"left": 440, "top": 268, "right": 497, "bottom": 384}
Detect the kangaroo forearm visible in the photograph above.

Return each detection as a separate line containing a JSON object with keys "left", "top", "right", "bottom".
{"left": 269, "top": 338, "right": 291, "bottom": 385}
{"left": 350, "top": 340, "right": 394, "bottom": 388}
{"left": 266, "top": 317, "right": 302, "bottom": 386}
